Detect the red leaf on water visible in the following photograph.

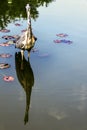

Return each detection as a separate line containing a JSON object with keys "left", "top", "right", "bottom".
{"left": 56, "top": 33, "right": 68, "bottom": 37}
{"left": 3, "top": 76, "right": 14, "bottom": 82}
{"left": 0, "top": 42, "right": 10, "bottom": 46}
{"left": 15, "top": 23, "right": 21, "bottom": 26}
{"left": 0, "top": 29, "right": 10, "bottom": 33}
{"left": 2, "top": 35, "right": 15, "bottom": 40}
{"left": 61, "top": 39, "right": 73, "bottom": 44}
{"left": 53, "top": 40, "right": 61, "bottom": 43}
{"left": 0, "top": 53, "right": 12, "bottom": 58}
{"left": 53, "top": 39, "right": 73, "bottom": 44}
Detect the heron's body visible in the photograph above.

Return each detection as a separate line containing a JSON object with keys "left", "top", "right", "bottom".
{"left": 15, "top": 4, "right": 37, "bottom": 59}
{"left": 16, "top": 31, "right": 35, "bottom": 50}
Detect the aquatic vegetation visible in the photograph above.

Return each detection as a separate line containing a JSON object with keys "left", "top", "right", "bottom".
{"left": 15, "top": 23, "right": 22, "bottom": 26}
{"left": 0, "top": 28, "right": 14, "bottom": 82}
{"left": 0, "top": 53, "right": 12, "bottom": 58}
{"left": 0, "top": 63, "right": 11, "bottom": 69}
{"left": 2, "top": 35, "right": 17, "bottom": 40}
{"left": 0, "top": 37, "right": 13, "bottom": 82}
{"left": 53, "top": 39, "right": 61, "bottom": 43}
{"left": 61, "top": 39, "right": 72, "bottom": 44}
{"left": 1, "top": 35, "right": 19, "bottom": 44}
{"left": 0, "top": 29, "right": 10, "bottom": 33}
{"left": 3, "top": 76, "right": 14, "bottom": 82}
{"left": 0, "top": 73, "right": 14, "bottom": 82}
{"left": 54, "top": 39, "right": 73, "bottom": 44}
{"left": 54, "top": 33, "right": 73, "bottom": 45}
{"left": 56, "top": 33, "right": 68, "bottom": 37}
{"left": 0, "top": 42, "right": 11, "bottom": 46}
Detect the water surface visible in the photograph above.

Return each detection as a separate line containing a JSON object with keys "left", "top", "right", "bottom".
{"left": 0, "top": 0, "right": 87, "bottom": 130}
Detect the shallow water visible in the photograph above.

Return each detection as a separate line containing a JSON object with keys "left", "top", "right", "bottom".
{"left": 0, "top": 0, "right": 87, "bottom": 130}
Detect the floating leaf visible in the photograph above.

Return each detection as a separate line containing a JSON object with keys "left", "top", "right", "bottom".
{"left": 3, "top": 76, "right": 14, "bottom": 82}
{"left": 0, "top": 53, "right": 12, "bottom": 58}
{"left": 54, "top": 39, "right": 73, "bottom": 44}
{"left": 0, "top": 63, "right": 10, "bottom": 69}
{"left": 53, "top": 40, "right": 62, "bottom": 43}
{"left": 0, "top": 29, "right": 10, "bottom": 33}
{"left": 61, "top": 39, "right": 73, "bottom": 44}
{"left": 2, "top": 35, "right": 15, "bottom": 40}
{"left": 56, "top": 33, "right": 68, "bottom": 37}
{"left": 0, "top": 42, "right": 10, "bottom": 46}
{"left": 2, "top": 35, "right": 19, "bottom": 43}
{"left": 15, "top": 23, "right": 21, "bottom": 26}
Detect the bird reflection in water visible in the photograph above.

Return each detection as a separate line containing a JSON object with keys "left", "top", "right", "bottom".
{"left": 15, "top": 52, "right": 34, "bottom": 125}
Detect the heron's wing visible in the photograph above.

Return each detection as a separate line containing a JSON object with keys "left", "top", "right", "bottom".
{"left": 15, "top": 31, "right": 27, "bottom": 49}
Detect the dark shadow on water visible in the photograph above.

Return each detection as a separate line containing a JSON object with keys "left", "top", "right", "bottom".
{"left": 15, "top": 52, "right": 34, "bottom": 125}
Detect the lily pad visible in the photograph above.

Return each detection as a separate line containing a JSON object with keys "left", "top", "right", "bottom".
{"left": 0, "top": 42, "right": 10, "bottom": 46}
{"left": 0, "top": 53, "right": 12, "bottom": 58}
{"left": 15, "top": 23, "right": 21, "bottom": 26}
{"left": 53, "top": 40, "right": 62, "bottom": 43}
{"left": 2, "top": 35, "right": 15, "bottom": 40}
{"left": 3, "top": 76, "right": 14, "bottom": 82}
{"left": 56, "top": 33, "right": 68, "bottom": 37}
{"left": 61, "top": 39, "right": 73, "bottom": 44}
{"left": 54, "top": 39, "right": 73, "bottom": 44}
{"left": 0, "top": 29, "right": 10, "bottom": 33}
{"left": 0, "top": 63, "right": 11, "bottom": 69}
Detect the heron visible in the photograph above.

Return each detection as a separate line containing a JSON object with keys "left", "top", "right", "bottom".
{"left": 15, "top": 4, "right": 37, "bottom": 60}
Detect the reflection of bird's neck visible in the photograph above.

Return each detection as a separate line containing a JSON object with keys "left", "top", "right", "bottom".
{"left": 24, "top": 85, "right": 32, "bottom": 125}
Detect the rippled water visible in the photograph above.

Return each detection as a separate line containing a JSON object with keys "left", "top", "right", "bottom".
{"left": 0, "top": 0, "right": 87, "bottom": 130}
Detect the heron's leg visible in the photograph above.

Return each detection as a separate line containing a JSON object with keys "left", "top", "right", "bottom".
{"left": 21, "top": 50, "right": 24, "bottom": 60}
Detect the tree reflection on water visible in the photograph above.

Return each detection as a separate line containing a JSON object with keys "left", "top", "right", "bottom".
{"left": 0, "top": 0, "right": 54, "bottom": 29}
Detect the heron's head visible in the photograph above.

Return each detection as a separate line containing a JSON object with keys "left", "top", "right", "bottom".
{"left": 26, "top": 4, "right": 30, "bottom": 12}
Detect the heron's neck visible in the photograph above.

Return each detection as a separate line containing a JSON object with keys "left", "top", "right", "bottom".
{"left": 27, "top": 10, "right": 32, "bottom": 39}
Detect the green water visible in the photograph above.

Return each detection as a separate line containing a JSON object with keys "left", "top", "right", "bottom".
{"left": 0, "top": 0, "right": 87, "bottom": 130}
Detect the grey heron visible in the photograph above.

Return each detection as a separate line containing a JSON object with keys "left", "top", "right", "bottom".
{"left": 15, "top": 4, "right": 37, "bottom": 60}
